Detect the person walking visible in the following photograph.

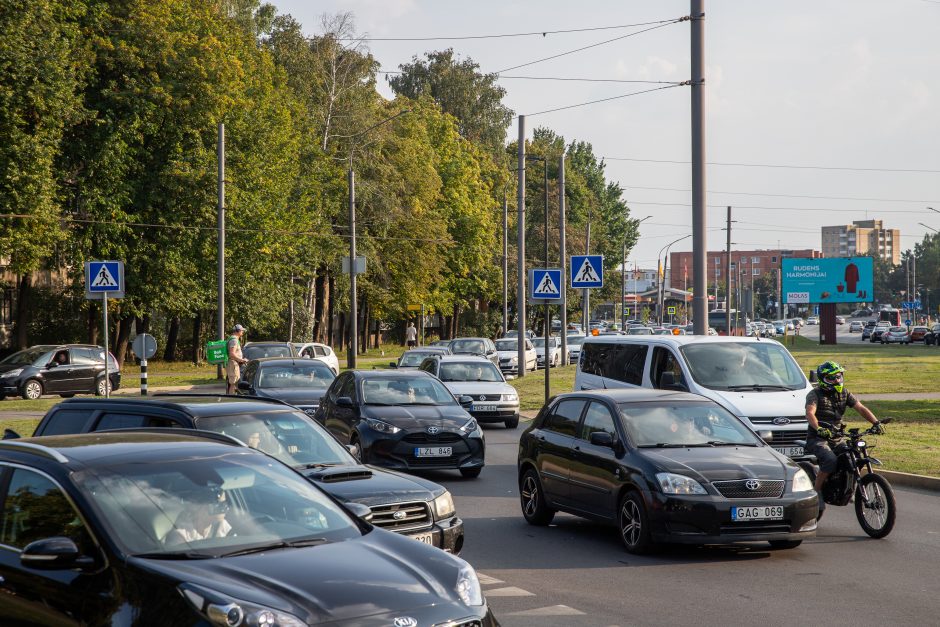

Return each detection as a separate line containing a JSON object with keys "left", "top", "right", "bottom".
{"left": 226, "top": 324, "right": 248, "bottom": 394}
{"left": 405, "top": 321, "right": 418, "bottom": 348}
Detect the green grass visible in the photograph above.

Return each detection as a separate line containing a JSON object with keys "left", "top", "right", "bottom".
{"left": 508, "top": 365, "right": 577, "bottom": 411}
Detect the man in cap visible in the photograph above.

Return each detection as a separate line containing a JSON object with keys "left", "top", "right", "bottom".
{"left": 226, "top": 324, "right": 248, "bottom": 394}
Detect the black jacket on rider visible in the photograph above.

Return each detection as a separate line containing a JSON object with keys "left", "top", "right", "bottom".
{"left": 805, "top": 387, "right": 859, "bottom": 435}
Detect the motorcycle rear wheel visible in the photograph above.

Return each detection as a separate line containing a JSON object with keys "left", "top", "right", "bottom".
{"left": 855, "top": 473, "right": 896, "bottom": 538}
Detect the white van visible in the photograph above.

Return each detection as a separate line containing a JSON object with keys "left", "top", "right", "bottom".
{"left": 574, "top": 335, "right": 812, "bottom": 458}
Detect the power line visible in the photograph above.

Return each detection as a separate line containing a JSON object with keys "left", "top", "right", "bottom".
{"left": 496, "top": 18, "right": 686, "bottom": 74}
{"left": 626, "top": 201, "right": 937, "bottom": 214}
{"left": 623, "top": 185, "right": 940, "bottom": 204}
{"left": 343, "top": 18, "right": 682, "bottom": 41}
{"left": 525, "top": 83, "right": 684, "bottom": 117}
{"left": 380, "top": 70, "right": 682, "bottom": 85}
{"left": 605, "top": 157, "right": 940, "bottom": 174}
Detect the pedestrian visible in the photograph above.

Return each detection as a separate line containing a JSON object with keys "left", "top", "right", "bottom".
{"left": 226, "top": 324, "right": 248, "bottom": 394}
{"left": 405, "top": 321, "right": 418, "bottom": 348}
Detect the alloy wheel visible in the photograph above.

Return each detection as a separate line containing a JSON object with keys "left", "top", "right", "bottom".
{"left": 24, "top": 380, "right": 42, "bottom": 400}
{"left": 620, "top": 499, "right": 642, "bottom": 547}
{"left": 521, "top": 475, "right": 539, "bottom": 518}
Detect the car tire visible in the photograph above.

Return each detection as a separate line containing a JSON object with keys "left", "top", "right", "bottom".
{"left": 505, "top": 414, "right": 519, "bottom": 429}
{"left": 519, "top": 469, "right": 555, "bottom": 525}
{"left": 618, "top": 492, "right": 657, "bottom": 554}
{"left": 460, "top": 467, "right": 482, "bottom": 479}
{"left": 22, "top": 379, "right": 43, "bottom": 400}
{"left": 769, "top": 539, "right": 803, "bottom": 550}
{"left": 95, "top": 376, "right": 111, "bottom": 396}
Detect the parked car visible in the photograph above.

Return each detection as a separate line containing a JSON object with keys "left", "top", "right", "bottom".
{"left": 849, "top": 321, "right": 864, "bottom": 333}
{"left": 909, "top": 326, "right": 930, "bottom": 343}
{"left": 881, "top": 326, "right": 910, "bottom": 345}
{"left": 861, "top": 320, "right": 877, "bottom": 340}
{"left": 316, "top": 370, "right": 485, "bottom": 478}
{"left": 420, "top": 355, "right": 520, "bottom": 428}
{"left": 851, "top": 308, "right": 874, "bottom": 317}
{"left": 448, "top": 337, "right": 499, "bottom": 366}
{"left": 430, "top": 339, "right": 453, "bottom": 348}
{"left": 0, "top": 344, "right": 120, "bottom": 400}
{"left": 503, "top": 329, "right": 536, "bottom": 339}
{"left": 495, "top": 337, "right": 537, "bottom": 374}
{"left": 532, "top": 336, "right": 562, "bottom": 368}
{"left": 925, "top": 324, "right": 940, "bottom": 346}
{"left": 32, "top": 394, "right": 465, "bottom": 553}
{"left": 566, "top": 335, "right": 587, "bottom": 364}
{"left": 517, "top": 388, "right": 817, "bottom": 553}
{"left": 292, "top": 341, "right": 339, "bottom": 374}
{"left": 391, "top": 347, "right": 451, "bottom": 369}
{"left": 0, "top": 432, "right": 495, "bottom": 625}
{"left": 237, "top": 357, "right": 335, "bottom": 417}
{"left": 242, "top": 341, "right": 296, "bottom": 361}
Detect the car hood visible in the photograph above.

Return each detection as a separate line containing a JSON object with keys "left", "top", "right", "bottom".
{"left": 641, "top": 445, "right": 788, "bottom": 483}
{"left": 254, "top": 388, "right": 327, "bottom": 406}
{"left": 361, "top": 404, "right": 471, "bottom": 429}
{"left": 707, "top": 388, "right": 809, "bottom": 421}
{"left": 442, "top": 382, "right": 512, "bottom": 397}
{"left": 496, "top": 350, "right": 526, "bottom": 359}
{"left": 0, "top": 363, "right": 30, "bottom": 375}
{"left": 129, "top": 532, "right": 464, "bottom": 624}
{"left": 303, "top": 464, "right": 440, "bottom": 506}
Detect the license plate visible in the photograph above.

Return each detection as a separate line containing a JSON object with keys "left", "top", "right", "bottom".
{"left": 410, "top": 532, "right": 434, "bottom": 545}
{"left": 732, "top": 505, "right": 784, "bottom": 521}
{"left": 774, "top": 446, "right": 804, "bottom": 457}
{"left": 415, "top": 447, "right": 452, "bottom": 457}
{"left": 472, "top": 404, "right": 497, "bottom": 412}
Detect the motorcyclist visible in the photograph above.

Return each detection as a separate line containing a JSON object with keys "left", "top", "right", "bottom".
{"left": 805, "top": 361, "right": 884, "bottom": 511}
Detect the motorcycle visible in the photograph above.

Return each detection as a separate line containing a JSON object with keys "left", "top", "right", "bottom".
{"left": 794, "top": 418, "right": 896, "bottom": 538}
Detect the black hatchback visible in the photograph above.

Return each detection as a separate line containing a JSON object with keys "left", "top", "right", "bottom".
{"left": 517, "top": 389, "right": 818, "bottom": 553}
{"left": 0, "top": 344, "right": 120, "bottom": 400}
{"left": 0, "top": 432, "right": 497, "bottom": 625}
{"left": 316, "top": 370, "right": 486, "bottom": 478}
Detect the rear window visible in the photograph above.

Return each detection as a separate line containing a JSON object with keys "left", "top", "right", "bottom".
{"left": 36, "top": 408, "right": 98, "bottom": 436}
{"left": 580, "top": 342, "right": 648, "bottom": 386}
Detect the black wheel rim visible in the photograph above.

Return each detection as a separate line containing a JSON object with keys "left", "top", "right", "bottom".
{"left": 620, "top": 499, "right": 642, "bottom": 547}
{"left": 860, "top": 481, "right": 888, "bottom": 530}
{"left": 521, "top": 475, "right": 538, "bottom": 518}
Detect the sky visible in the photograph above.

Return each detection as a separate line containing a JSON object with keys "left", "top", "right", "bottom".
{"left": 271, "top": 0, "right": 940, "bottom": 269}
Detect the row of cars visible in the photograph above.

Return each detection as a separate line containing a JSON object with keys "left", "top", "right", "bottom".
{"left": 857, "top": 320, "right": 940, "bottom": 344}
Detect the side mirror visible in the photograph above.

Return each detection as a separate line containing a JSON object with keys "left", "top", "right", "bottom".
{"left": 388, "top": 362, "right": 398, "bottom": 369}
{"left": 458, "top": 395, "right": 474, "bottom": 408}
{"left": 3, "top": 428, "right": 21, "bottom": 440}
{"left": 345, "top": 502, "right": 373, "bottom": 523}
{"left": 236, "top": 380, "right": 252, "bottom": 392}
{"left": 659, "top": 371, "right": 688, "bottom": 392}
{"left": 336, "top": 396, "right": 354, "bottom": 408}
{"left": 20, "top": 537, "right": 93, "bottom": 570}
{"left": 589, "top": 432, "right": 615, "bottom": 448}
{"left": 809, "top": 370, "right": 818, "bottom": 383}
{"left": 758, "top": 430, "right": 773, "bottom": 443}
{"left": 46, "top": 361, "right": 58, "bottom": 369}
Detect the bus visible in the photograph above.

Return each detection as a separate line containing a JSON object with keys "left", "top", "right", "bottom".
{"left": 879, "top": 308, "right": 902, "bottom": 326}
{"left": 707, "top": 309, "right": 748, "bottom": 336}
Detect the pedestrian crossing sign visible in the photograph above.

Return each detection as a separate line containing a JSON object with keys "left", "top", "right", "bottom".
{"left": 85, "top": 261, "right": 124, "bottom": 299}
{"left": 570, "top": 255, "right": 604, "bottom": 288}
{"left": 529, "top": 268, "right": 563, "bottom": 300}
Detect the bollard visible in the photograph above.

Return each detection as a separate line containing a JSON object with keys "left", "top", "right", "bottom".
{"left": 140, "top": 358, "right": 148, "bottom": 396}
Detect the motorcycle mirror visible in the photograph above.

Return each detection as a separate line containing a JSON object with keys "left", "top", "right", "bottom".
{"left": 757, "top": 430, "right": 773, "bottom": 443}
{"left": 808, "top": 370, "right": 818, "bottom": 383}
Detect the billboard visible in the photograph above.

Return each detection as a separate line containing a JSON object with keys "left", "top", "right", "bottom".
{"left": 781, "top": 257, "right": 873, "bottom": 304}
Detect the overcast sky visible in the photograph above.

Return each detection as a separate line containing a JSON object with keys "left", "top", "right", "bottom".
{"left": 272, "top": 0, "right": 940, "bottom": 268}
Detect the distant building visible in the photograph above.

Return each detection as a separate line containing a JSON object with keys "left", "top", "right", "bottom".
{"left": 821, "top": 219, "right": 900, "bottom": 265}
{"left": 669, "top": 248, "right": 821, "bottom": 291}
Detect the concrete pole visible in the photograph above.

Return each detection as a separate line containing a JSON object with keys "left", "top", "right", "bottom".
{"left": 516, "top": 116, "right": 527, "bottom": 377}
{"left": 583, "top": 211, "right": 591, "bottom": 330}
{"left": 217, "top": 123, "right": 225, "bottom": 379}
{"left": 691, "top": 0, "right": 708, "bottom": 335}
{"left": 348, "top": 168, "right": 357, "bottom": 369}
{"left": 543, "top": 160, "right": 550, "bottom": 403}
{"left": 725, "top": 206, "right": 732, "bottom": 336}
{"left": 621, "top": 240, "right": 627, "bottom": 330}
{"left": 502, "top": 193, "right": 508, "bottom": 336}
{"left": 559, "top": 153, "right": 567, "bottom": 365}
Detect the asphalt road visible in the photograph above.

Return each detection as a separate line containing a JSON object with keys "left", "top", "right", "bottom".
{"left": 421, "top": 422, "right": 940, "bottom": 627}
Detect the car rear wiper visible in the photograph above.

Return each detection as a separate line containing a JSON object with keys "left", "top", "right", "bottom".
{"left": 726, "top": 384, "right": 792, "bottom": 391}
{"left": 219, "top": 537, "right": 328, "bottom": 558}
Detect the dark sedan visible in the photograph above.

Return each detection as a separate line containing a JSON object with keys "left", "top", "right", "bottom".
{"left": 0, "top": 344, "right": 120, "bottom": 400}
{"left": 391, "top": 347, "right": 451, "bottom": 369}
{"left": 0, "top": 432, "right": 496, "bottom": 625}
{"left": 237, "top": 357, "right": 336, "bottom": 417}
{"left": 517, "top": 389, "right": 818, "bottom": 553}
{"left": 316, "top": 370, "right": 485, "bottom": 478}
{"left": 870, "top": 326, "right": 890, "bottom": 343}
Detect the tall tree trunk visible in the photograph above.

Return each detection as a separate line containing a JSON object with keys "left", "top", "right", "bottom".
{"left": 136, "top": 313, "right": 150, "bottom": 334}
{"left": 361, "top": 301, "right": 369, "bottom": 354}
{"left": 326, "top": 274, "right": 336, "bottom": 346}
{"left": 312, "top": 267, "right": 326, "bottom": 342}
{"left": 191, "top": 313, "right": 202, "bottom": 364}
{"left": 87, "top": 303, "right": 99, "bottom": 345}
{"left": 164, "top": 316, "right": 180, "bottom": 361}
{"left": 115, "top": 317, "right": 133, "bottom": 369}
{"left": 452, "top": 303, "right": 460, "bottom": 338}
{"left": 337, "top": 312, "right": 346, "bottom": 353}
{"left": 13, "top": 274, "right": 31, "bottom": 350}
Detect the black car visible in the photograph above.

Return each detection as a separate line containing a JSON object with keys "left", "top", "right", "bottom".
{"left": 241, "top": 341, "right": 296, "bottom": 361}
{"left": 925, "top": 323, "right": 940, "bottom": 346}
{"left": 0, "top": 344, "right": 120, "bottom": 400}
{"left": 237, "top": 357, "right": 336, "bottom": 417}
{"left": 517, "top": 389, "right": 818, "bottom": 554}
{"left": 448, "top": 337, "right": 500, "bottom": 366}
{"left": 870, "top": 325, "right": 890, "bottom": 343}
{"left": 33, "top": 395, "right": 465, "bottom": 553}
{"left": 861, "top": 320, "right": 877, "bottom": 340}
{"left": 391, "top": 347, "right": 452, "bottom": 369}
{"left": 316, "top": 370, "right": 486, "bottom": 478}
{"left": 0, "top": 432, "right": 496, "bottom": 625}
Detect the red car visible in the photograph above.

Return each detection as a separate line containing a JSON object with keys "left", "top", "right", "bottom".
{"left": 910, "top": 326, "right": 929, "bottom": 343}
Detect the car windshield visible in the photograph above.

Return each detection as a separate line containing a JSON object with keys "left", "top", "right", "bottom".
{"left": 680, "top": 342, "right": 805, "bottom": 391}
{"left": 76, "top": 449, "right": 360, "bottom": 557}
{"left": 257, "top": 362, "right": 335, "bottom": 389}
{"left": 360, "top": 376, "right": 457, "bottom": 405}
{"left": 450, "top": 339, "right": 486, "bottom": 354}
{"left": 439, "top": 361, "right": 503, "bottom": 382}
{"left": 243, "top": 344, "right": 293, "bottom": 360}
{"left": 399, "top": 351, "right": 435, "bottom": 367}
{"left": 567, "top": 336, "right": 586, "bottom": 347}
{"left": 0, "top": 347, "right": 53, "bottom": 366}
{"left": 619, "top": 402, "right": 761, "bottom": 447}
{"left": 495, "top": 339, "right": 519, "bottom": 351}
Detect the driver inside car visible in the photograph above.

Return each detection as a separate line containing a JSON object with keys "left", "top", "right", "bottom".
{"left": 163, "top": 486, "right": 232, "bottom": 547}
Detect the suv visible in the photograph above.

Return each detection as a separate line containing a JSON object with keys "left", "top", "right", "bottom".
{"left": 420, "top": 355, "right": 520, "bottom": 428}
{"left": 32, "top": 395, "right": 465, "bottom": 552}
{"left": 0, "top": 344, "right": 120, "bottom": 400}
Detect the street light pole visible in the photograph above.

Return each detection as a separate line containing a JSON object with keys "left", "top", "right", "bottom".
{"left": 623, "top": 216, "right": 652, "bottom": 329}
{"left": 658, "top": 235, "right": 691, "bottom": 325}
{"left": 526, "top": 154, "right": 549, "bottom": 403}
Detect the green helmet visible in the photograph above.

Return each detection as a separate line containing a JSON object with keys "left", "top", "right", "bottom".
{"left": 816, "top": 361, "right": 845, "bottom": 393}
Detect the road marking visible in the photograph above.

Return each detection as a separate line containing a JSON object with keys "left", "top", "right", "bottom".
{"left": 476, "top": 573, "right": 504, "bottom": 585}
{"left": 484, "top": 586, "right": 535, "bottom": 597}
{"left": 507, "top": 604, "right": 586, "bottom": 616}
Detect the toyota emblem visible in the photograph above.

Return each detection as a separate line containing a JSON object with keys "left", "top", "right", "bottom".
{"left": 745, "top": 479, "right": 761, "bottom": 491}
{"left": 393, "top": 618, "right": 418, "bottom": 627}
{"left": 392, "top": 510, "right": 407, "bottom": 520}
{"left": 772, "top": 417, "right": 791, "bottom": 425}
{"left": 426, "top": 426, "right": 440, "bottom": 435}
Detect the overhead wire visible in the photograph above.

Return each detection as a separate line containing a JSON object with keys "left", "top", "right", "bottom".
{"left": 622, "top": 185, "right": 940, "bottom": 205}
{"left": 625, "top": 201, "right": 936, "bottom": 214}
{"left": 604, "top": 157, "right": 940, "bottom": 174}
{"left": 379, "top": 71, "right": 682, "bottom": 85}
{"left": 344, "top": 18, "right": 682, "bottom": 41}
{"left": 524, "top": 83, "right": 685, "bottom": 117}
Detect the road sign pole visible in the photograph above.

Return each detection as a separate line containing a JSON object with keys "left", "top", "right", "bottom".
{"left": 102, "top": 293, "right": 109, "bottom": 399}
{"left": 140, "top": 357, "right": 148, "bottom": 396}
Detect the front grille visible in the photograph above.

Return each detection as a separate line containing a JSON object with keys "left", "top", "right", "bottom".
{"left": 712, "top": 479, "right": 785, "bottom": 499}
{"left": 403, "top": 432, "right": 462, "bottom": 444}
{"left": 720, "top": 521, "right": 791, "bottom": 535}
{"left": 470, "top": 394, "right": 500, "bottom": 402}
{"left": 369, "top": 501, "right": 432, "bottom": 532}
{"left": 768, "top": 430, "right": 806, "bottom": 446}
{"left": 749, "top": 416, "right": 806, "bottom": 425}
{"left": 406, "top": 456, "right": 461, "bottom": 467}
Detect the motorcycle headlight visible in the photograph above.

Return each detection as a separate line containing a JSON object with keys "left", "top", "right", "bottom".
{"left": 179, "top": 583, "right": 306, "bottom": 627}
{"left": 458, "top": 417, "right": 478, "bottom": 434}
{"left": 503, "top": 392, "right": 518, "bottom": 401}
{"left": 656, "top": 472, "right": 707, "bottom": 495}
{"left": 1, "top": 368, "right": 22, "bottom": 378}
{"left": 856, "top": 440, "right": 867, "bottom": 448}
{"left": 366, "top": 418, "right": 401, "bottom": 434}
{"left": 454, "top": 560, "right": 483, "bottom": 606}
{"left": 432, "top": 491, "right": 456, "bottom": 519}
{"left": 792, "top": 468, "right": 815, "bottom": 493}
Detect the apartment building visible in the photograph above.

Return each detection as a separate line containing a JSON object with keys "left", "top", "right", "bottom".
{"left": 821, "top": 219, "right": 900, "bottom": 265}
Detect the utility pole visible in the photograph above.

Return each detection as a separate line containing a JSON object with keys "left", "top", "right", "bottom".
{"left": 690, "top": 0, "right": 708, "bottom": 335}
{"left": 217, "top": 123, "right": 225, "bottom": 380}
{"left": 502, "top": 193, "right": 508, "bottom": 336}
{"left": 583, "top": 209, "right": 591, "bottom": 330}
{"left": 725, "top": 206, "right": 731, "bottom": 336}
{"left": 516, "top": 116, "right": 527, "bottom": 377}
{"left": 621, "top": 241, "right": 627, "bottom": 330}
{"left": 542, "top": 158, "right": 550, "bottom": 404}
{"left": 348, "top": 167, "right": 358, "bottom": 369}
{"left": 559, "top": 152, "right": 567, "bottom": 366}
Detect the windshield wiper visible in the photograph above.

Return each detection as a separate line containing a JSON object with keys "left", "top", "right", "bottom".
{"left": 220, "top": 537, "right": 328, "bottom": 558}
{"left": 706, "top": 441, "right": 757, "bottom": 447}
{"left": 641, "top": 443, "right": 711, "bottom": 448}
{"left": 133, "top": 551, "right": 215, "bottom": 560}
{"left": 301, "top": 462, "right": 341, "bottom": 469}
{"left": 726, "top": 384, "right": 792, "bottom": 391}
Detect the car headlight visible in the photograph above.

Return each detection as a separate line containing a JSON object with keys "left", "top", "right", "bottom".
{"left": 179, "top": 583, "right": 306, "bottom": 627}
{"left": 509, "top": 357, "right": 518, "bottom": 364}
{"left": 432, "top": 491, "right": 456, "bottom": 519}
{"left": 366, "top": 418, "right": 401, "bottom": 434}
{"left": 458, "top": 417, "right": 478, "bottom": 434}
{"left": 503, "top": 392, "right": 518, "bottom": 401}
{"left": 792, "top": 468, "right": 815, "bottom": 493}
{"left": 1, "top": 368, "right": 22, "bottom": 378}
{"left": 455, "top": 559, "right": 483, "bottom": 606}
{"left": 656, "top": 472, "right": 707, "bottom": 495}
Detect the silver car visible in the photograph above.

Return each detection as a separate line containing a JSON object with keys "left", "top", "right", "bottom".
{"left": 419, "top": 355, "right": 520, "bottom": 428}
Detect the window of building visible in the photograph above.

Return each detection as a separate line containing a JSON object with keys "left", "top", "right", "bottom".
{"left": 771, "top": 256, "right": 777, "bottom": 263}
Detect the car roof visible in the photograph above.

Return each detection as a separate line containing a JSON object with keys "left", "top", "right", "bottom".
{"left": 354, "top": 369, "right": 434, "bottom": 379}
{"left": 251, "top": 357, "right": 332, "bottom": 367}
{"left": 435, "top": 355, "right": 493, "bottom": 363}
{"left": 581, "top": 334, "right": 769, "bottom": 347}
{"left": 55, "top": 394, "right": 294, "bottom": 417}
{"left": 555, "top": 388, "right": 709, "bottom": 404}
{"left": 244, "top": 341, "right": 292, "bottom": 346}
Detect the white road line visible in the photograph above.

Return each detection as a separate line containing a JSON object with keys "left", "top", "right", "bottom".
{"left": 507, "top": 604, "right": 586, "bottom": 616}
{"left": 477, "top": 573, "right": 505, "bottom": 585}
{"left": 483, "top": 586, "right": 536, "bottom": 597}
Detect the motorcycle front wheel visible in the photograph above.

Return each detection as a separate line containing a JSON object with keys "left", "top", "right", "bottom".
{"left": 855, "top": 473, "right": 896, "bottom": 538}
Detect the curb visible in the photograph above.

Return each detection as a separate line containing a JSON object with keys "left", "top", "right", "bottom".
{"left": 878, "top": 470, "right": 940, "bottom": 492}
